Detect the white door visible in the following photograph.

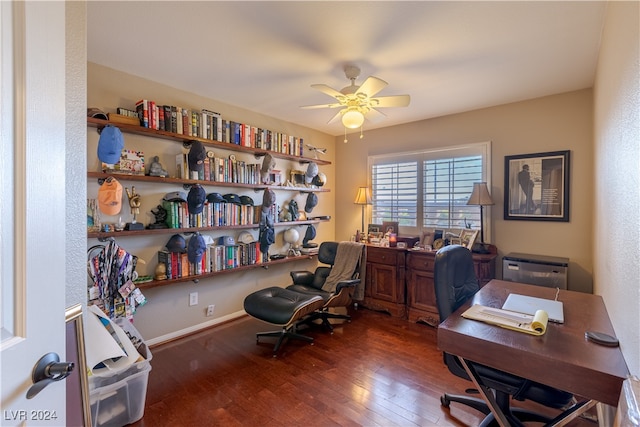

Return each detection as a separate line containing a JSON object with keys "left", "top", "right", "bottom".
{"left": 1, "top": 2, "right": 69, "bottom": 425}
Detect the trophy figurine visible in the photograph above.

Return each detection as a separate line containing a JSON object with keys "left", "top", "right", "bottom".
{"left": 124, "top": 186, "right": 145, "bottom": 230}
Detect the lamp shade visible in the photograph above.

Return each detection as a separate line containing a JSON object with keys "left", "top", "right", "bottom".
{"left": 342, "top": 109, "right": 365, "bottom": 129}
{"left": 467, "top": 182, "right": 494, "bottom": 206}
{"left": 354, "top": 187, "right": 372, "bottom": 205}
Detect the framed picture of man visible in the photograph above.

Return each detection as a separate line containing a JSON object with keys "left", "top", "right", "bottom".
{"left": 504, "top": 150, "right": 570, "bottom": 222}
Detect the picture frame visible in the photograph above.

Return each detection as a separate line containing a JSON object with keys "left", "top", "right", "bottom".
{"left": 460, "top": 229, "right": 479, "bottom": 250}
{"left": 382, "top": 221, "right": 399, "bottom": 236}
{"left": 504, "top": 150, "right": 570, "bottom": 222}
{"left": 290, "top": 169, "right": 306, "bottom": 186}
{"left": 65, "top": 304, "right": 92, "bottom": 427}
{"left": 367, "top": 224, "right": 381, "bottom": 234}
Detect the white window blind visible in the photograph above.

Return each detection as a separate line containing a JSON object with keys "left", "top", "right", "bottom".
{"left": 369, "top": 142, "right": 491, "bottom": 236}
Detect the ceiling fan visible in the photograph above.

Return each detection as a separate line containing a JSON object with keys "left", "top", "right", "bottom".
{"left": 301, "top": 65, "right": 410, "bottom": 130}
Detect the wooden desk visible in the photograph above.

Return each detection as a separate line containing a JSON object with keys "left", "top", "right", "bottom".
{"left": 438, "top": 280, "right": 629, "bottom": 412}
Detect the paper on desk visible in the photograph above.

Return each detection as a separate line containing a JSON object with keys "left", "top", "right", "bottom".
{"left": 462, "top": 304, "right": 549, "bottom": 336}
{"left": 84, "top": 305, "right": 143, "bottom": 376}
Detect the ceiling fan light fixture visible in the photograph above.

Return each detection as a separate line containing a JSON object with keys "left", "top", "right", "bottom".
{"left": 342, "top": 109, "right": 365, "bottom": 129}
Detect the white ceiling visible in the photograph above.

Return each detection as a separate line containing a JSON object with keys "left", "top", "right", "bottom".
{"left": 87, "top": 1, "right": 606, "bottom": 137}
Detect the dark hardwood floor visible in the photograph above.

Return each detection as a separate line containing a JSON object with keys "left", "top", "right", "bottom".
{"left": 130, "top": 307, "right": 595, "bottom": 426}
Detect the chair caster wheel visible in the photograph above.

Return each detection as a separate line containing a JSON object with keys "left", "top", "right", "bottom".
{"left": 440, "top": 395, "right": 450, "bottom": 408}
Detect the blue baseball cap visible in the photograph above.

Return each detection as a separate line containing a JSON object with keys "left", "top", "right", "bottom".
{"left": 166, "top": 234, "right": 186, "bottom": 253}
{"left": 187, "top": 233, "right": 206, "bottom": 264}
{"left": 97, "top": 125, "right": 124, "bottom": 164}
{"left": 187, "top": 185, "right": 206, "bottom": 214}
{"left": 188, "top": 141, "right": 207, "bottom": 172}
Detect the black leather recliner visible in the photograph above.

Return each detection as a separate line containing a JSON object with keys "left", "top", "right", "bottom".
{"left": 434, "top": 245, "right": 574, "bottom": 426}
{"left": 287, "top": 241, "right": 363, "bottom": 332}
{"left": 243, "top": 241, "right": 364, "bottom": 355}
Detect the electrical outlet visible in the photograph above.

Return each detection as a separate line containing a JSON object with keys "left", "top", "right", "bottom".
{"left": 189, "top": 292, "right": 198, "bottom": 306}
{"left": 206, "top": 304, "right": 215, "bottom": 316}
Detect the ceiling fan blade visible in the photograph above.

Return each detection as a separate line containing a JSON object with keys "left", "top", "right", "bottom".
{"left": 311, "top": 84, "right": 344, "bottom": 99}
{"left": 327, "top": 110, "right": 343, "bottom": 125}
{"left": 365, "top": 108, "right": 387, "bottom": 123}
{"left": 300, "top": 102, "right": 343, "bottom": 109}
{"left": 355, "top": 76, "right": 387, "bottom": 97}
{"left": 371, "top": 95, "right": 411, "bottom": 108}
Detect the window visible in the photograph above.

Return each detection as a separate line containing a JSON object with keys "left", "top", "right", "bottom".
{"left": 369, "top": 142, "right": 491, "bottom": 237}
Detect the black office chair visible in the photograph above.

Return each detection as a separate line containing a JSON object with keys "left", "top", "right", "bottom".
{"left": 287, "top": 241, "right": 364, "bottom": 332}
{"left": 434, "top": 245, "right": 575, "bottom": 426}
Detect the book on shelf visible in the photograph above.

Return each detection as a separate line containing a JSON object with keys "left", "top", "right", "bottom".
{"left": 461, "top": 304, "right": 549, "bottom": 336}
{"left": 135, "top": 99, "right": 149, "bottom": 128}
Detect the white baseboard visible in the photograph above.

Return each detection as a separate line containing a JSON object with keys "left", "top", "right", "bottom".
{"left": 146, "top": 310, "right": 248, "bottom": 347}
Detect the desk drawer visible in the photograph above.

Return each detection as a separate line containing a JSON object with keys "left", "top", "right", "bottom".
{"left": 366, "top": 247, "right": 400, "bottom": 266}
{"left": 407, "top": 253, "right": 435, "bottom": 271}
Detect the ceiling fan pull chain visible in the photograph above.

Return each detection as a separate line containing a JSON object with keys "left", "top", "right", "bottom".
{"left": 344, "top": 126, "right": 348, "bottom": 143}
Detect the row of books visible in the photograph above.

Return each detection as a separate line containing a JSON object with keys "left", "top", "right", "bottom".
{"left": 176, "top": 153, "right": 263, "bottom": 184}
{"left": 162, "top": 201, "right": 259, "bottom": 229}
{"left": 157, "top": 242, "right": 264, "bottom": 279}
{"left": 135, "top": 99, "right": 304, "bottom": 156}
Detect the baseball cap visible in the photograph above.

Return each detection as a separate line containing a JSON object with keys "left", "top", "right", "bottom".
{"left": 97, "top": 178, "right": 123, "bottom": 216}
{"left": 207, "top": 192, "right": 224, "bottom": 203}
{"left": 187, "top": 185, "right": 206, "bottom": 214}
{"left": 163, "top": 191, "right": 187, "bottom": 203}
{"left": 188, "top": 141, "right": 207, "bottom": 172}
{"left": 262, "top": 189, "right": 276, "bottom": 207}
{"left": 305, "top": 192, "right": 318, "bottom": 213}
{"left": 223, "top": 194, "right": 241, "bottom": 204}
{"left": 260, "top": 227, "right": 275, "bottom": 247}
{"left": 187, "top": 233, "right": 206, "bottom": 264}
{"left": 87, "top": 107, "right": 108, "bottom": 120}
{"left": 217, "top": 236, "right": 236, "bottom": 246}
{"left": 305, "top": 162, "right": 318, "bottom": 183}
{"left": 240, "top": 195, "right": 254, "bottom": 206}
{"left": 166, "top": 234, "right": 186, "bottom": 253}
{"left": 238, "top": 231, "right": 254, "bottom": 244}
{"left": 260, "top": 153, "right": 275, "bottom": 183}
{"left": 303, "top": 225, "right": 317, "bottom": 246}
{"left": 97, "top": 125, "right": 124, "bottom": 165}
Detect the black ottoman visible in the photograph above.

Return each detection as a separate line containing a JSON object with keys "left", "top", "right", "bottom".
{"left": 244, "top": 286, "right": 324, "bottom": 354}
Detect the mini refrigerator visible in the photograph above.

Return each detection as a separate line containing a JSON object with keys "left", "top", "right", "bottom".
{"left": 502, "top": 253, "right": 569, "bottom": 289}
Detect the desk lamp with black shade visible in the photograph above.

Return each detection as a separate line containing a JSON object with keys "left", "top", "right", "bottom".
{"left": 354, "top": 186, "right": 372, "bottom": 241}
{"left": 466, "top": 182, "right": 494, "bottom": 254}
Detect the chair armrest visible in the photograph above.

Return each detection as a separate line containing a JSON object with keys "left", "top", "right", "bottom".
{"left": 335, "top": 279, "right": 360, "bottom": 293}
{"left": 290, "top": 271, "right": 314, "bottom": 285}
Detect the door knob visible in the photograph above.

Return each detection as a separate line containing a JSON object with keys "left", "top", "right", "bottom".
{"left": 26, "top": 352, "right": 74, "bottom": 399}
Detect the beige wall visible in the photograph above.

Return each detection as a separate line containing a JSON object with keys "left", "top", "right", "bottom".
{"left": 87, "top": 63, "right": 336, "bottom": 343}
{"left": 593, "top": 1, "right": 639, "bottom": 377}
{"left": 335, "top": 89, "right": 594, "bottom": 293}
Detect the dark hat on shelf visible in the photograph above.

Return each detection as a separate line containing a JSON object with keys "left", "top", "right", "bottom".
{"left": 97, "top": 125, "right": 124, "bottom": 165}
{"left": 303, "top": 225, "right": 316, "bottom": 247}
{"left": 206, "top": 192, "right": 224, "bottom": 203}
{"left": 260, "top": 227, "right": 275, "bottom": 247}
{"left": 187, "top": 233, "right": 206, "bottom": 264}
{"left": 240, "top": 195, "right": 254, "bottom": 206}
{"left": 163, "top": 191, "right": 187, "bottom": 203}
{"left": 223, "top": 194, "right": 241, "bottom": 204}
{"left": 166, "top": 234, "right": 186, "bottom": 253}
{"left": 87, "top": 107, "right": 108, "bottom": 120}
{"left": 187, "top": 184, "right": 206, "bottom": 214}
{"left": 305, "top": 192, "right": 318, "bottom": 213}
{"left": 217, "top": 235, "right": 236, "bottom": 246}
{"left": 262, "top": 189, "right": 276, "bottom": 207}
{"left": 188, "top": 140, "right": 207, "bottom": 172}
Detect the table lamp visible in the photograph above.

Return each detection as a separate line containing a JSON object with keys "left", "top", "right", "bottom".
{"left": 354, "top": 186, "right": 372, "bottom": 236}
{"left": 466, "top": 182, "right": 494, "bottom": 253}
